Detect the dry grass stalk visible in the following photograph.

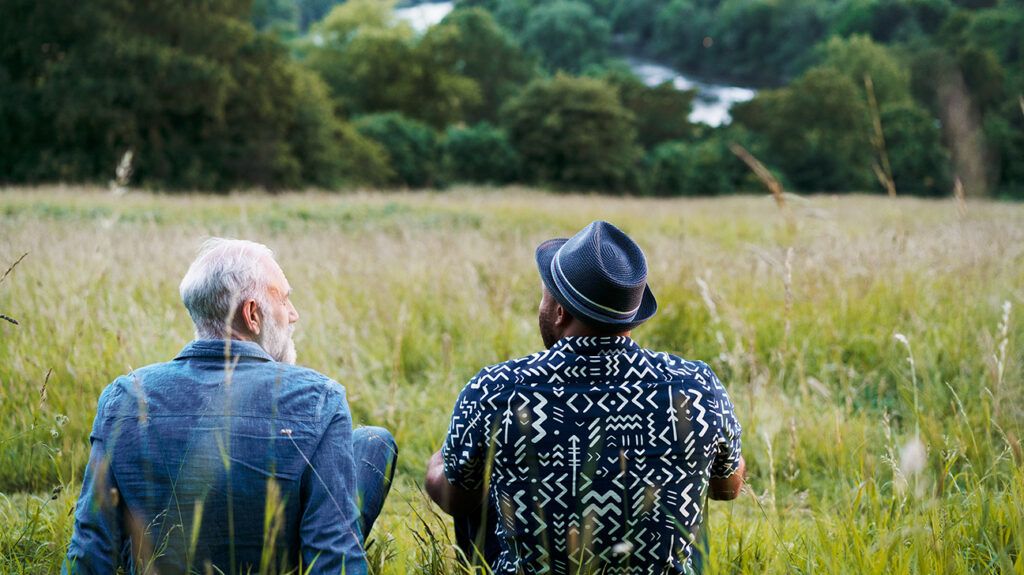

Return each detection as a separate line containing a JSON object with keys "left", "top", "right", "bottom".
{"left": 110, "top": 150, "right": 134, "bottom": 196}
{"left": 783, "top": 247, "right": 794, "bottom": 353}
{"left": 38, "top": 368, "right": 52, "bottom": 408}
{"left": 0, "top": 252, "right": 28, "bottom": 326}
{"left": 992, "top": 301, "right": 1012, "bottom": 422}
{"left": 0, "top": 252, "right": 28, "bottom": 286}
{"left": 953, "top": 177, "right": 968, "bottom": 218}
{"left": 939, "top": 71, "right": 988, "bottom": 196}
{"left": 728, "top": 143, "right": 785, "bottom": 209}
{"left": 865, "top": 74, "right": 896, "bottom": 198}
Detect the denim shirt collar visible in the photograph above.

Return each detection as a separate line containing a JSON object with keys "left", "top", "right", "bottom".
{"left": 549, "top": 335, "right": 640, "bottom": 356}
{"left": 175, "top": 339, "right": 275, "bottom": 362}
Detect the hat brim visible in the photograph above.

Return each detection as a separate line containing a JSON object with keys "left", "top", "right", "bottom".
{"left": 535, "top": 238, "right": 657, "bottom": 332}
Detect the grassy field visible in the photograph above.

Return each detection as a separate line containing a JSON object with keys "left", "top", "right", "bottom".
{"left": 1, "top": 186, "right": 1022, "bottom": 574}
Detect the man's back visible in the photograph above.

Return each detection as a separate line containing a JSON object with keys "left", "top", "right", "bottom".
{"left": 65, "top": 340, "right": 366, "bottom": 575}
{"left": 442, "top": 336, "right": 742, "bottom": 574}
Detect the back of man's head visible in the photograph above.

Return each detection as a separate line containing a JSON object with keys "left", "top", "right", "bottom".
{"left": 179, "top": 238, "right": 275, "bottom": 340}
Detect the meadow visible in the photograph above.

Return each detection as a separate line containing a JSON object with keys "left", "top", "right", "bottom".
{"left": 0, "top": 187, "right": 1021, "bottom": 574}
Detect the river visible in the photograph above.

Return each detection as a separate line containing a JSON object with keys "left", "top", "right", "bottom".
{"left": 394, "top": 1, "right": 756, "bottom": 127}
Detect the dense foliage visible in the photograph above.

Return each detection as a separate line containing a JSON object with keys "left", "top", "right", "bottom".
{"left": 0, "top": 0, "right": 1021, "bottom": 195}
{"left": 442, "top": 123, "right": 521, "bottom": 184}
{"left": 503, "top": 75, "right": 640, "bottom": 191}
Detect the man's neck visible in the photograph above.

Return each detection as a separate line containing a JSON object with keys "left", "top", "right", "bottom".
{"left": 198, "top": 329, "right": 256, "bottom": 342}
{"left": 562, "top": 324, "right": 631, "bottom": 339}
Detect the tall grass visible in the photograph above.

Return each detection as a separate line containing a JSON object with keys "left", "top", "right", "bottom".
{"left": 0, "top": 187, "right": 1021, "bottom": 573}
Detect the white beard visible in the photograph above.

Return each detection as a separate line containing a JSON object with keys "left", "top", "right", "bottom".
{"left": 259, "top": 308, "right": 297, "bottom": 365}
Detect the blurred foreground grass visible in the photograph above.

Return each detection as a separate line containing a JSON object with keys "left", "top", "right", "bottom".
{"left": 1, "top": 187, "right": 1022, "bottom": 573}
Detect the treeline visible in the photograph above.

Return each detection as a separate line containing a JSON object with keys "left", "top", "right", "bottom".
{"left": 1, "top": 0, "right": 1021, "bottom": 196}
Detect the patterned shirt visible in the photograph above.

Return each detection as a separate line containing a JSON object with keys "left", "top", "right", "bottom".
{"left": 442, "top": 336, "right": 742, "bottom": 575}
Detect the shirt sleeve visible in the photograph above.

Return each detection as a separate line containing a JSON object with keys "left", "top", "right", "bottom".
{"left": 299, "top": 384, "right": 367, "bottom": 575}
{"left": 441, "top": 368, "right": 506, "bottom": 491}
{"left": 64, "top": 386, "right": 126, "bottom": 575}
{"left": 703, "top": 363, "right": 743, "bottom": 479}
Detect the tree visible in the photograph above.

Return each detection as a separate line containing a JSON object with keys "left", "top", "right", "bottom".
{"left": 408, "top": 19, "right": 483, "bottom": 128}
{"left": 701, "top": 0, "right": 828, "bottom": 84}
{"left": 818, "top": 35, "right": 913, "bottom": 106}
{"left": 303, "top": 0, "right": 413, "bottom": 117}
{"left": 304, "top": 0, "right": 481, "bottom": 128}
{"left": 502, "top": 74, "right": 640, "bottom": 191}
{"left": 879, "top": 102, "right": 951, "bottom": 195}
{"left": 459, "top": 0, "right": 537, "bottom": 35}
{"left": 297, "top": 0, "right": 343, "bottom": 31}
{"left": 601, "top": 68, "right": 695, "bottom": 148}
{"left": 831, "top": 0, "right": 953, "bottom": 43}
{"left": 643, "top": 140, "right": 734, "bottom": 196}
{"left": 520, "top": 1, "right": 611, "bottom": 73}
{"left": 251, "top": 0, "right": 298, "bottom": 35}
{"left": 983, "top": 100, "right": 1024, "bottom": 198}
{"left": 355, "top": 113, "right": 440, "bottom": 188}
{"left": 426, "top": 7, "right": 537, "bottom": 123}
{"left": 0, "top": 0, "right": 382, "bottom": 190}
{"left": 1, "top": 0, "right": 255, "bottom": 188}
{"left": 610, "top": 0, "right": 664, "bottom": 47}
{"left": 733, "top": 67, "right": 875, "bottom": 192}
{"left": 651, "top": 0, "right": 712, "bottom": 74}
{"left": 443, "top": 123, "right": 521, "bottom": 184}
{"left": 641, "top": 125, "right": 766, "bottom": 196}
{"left": 289, "top": 68, "right": 394, "bottom": 188}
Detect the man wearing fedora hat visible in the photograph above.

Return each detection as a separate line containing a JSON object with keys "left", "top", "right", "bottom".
{"left": 425, "top": 221, "right": 746, "bottom": 574}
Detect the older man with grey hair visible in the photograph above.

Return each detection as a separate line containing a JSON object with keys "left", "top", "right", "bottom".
{"left": 64, "top": 238, "right": 397, "bottom": 575}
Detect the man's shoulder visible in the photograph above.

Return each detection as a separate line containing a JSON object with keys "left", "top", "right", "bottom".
{"left": 463, "top": 348, "right": 561, "bottom": 385}
{"left": 258, "top": 362, "right": 342, "bottom": 391}
{"left": 644, "top": 350, "right": 714, "bottom": 376}
{"left": 108, "top": 358, "right": 340, "bottom": 388}
{"left": 98, "top": 358, "right": 345, "bottom": 417}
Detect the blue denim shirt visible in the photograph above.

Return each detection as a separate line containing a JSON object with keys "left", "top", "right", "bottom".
{"left": 64, "top": 340, "right": 367, "bottom": 575}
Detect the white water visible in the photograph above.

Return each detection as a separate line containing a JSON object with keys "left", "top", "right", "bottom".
{"left": 626, "top": 58, "right": 756, "bottom": 126}
{"left": 393, "top": 2, "right": 456, "bottom": 33}
{"left": 393, "top": 1, "right": 756, "bottom": 126}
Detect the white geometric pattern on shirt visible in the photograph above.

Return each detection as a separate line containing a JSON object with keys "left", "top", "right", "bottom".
{"left": 443, "top": 336, "right": 742, "bottom": 575}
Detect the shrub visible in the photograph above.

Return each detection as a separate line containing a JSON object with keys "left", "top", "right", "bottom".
{"left": 642, "top": 140, "right": 734, "bottom": 196}
{"left": 502, "top": 74, "right": 640, "bottom": 192}
{"left": 442, "top": 123, "right": 520, "bottom": 184}
{"left": 354, "top": 113, "right": 440, "bottom": 188}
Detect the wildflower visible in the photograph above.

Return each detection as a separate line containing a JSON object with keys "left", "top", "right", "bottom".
{"left": 899, "top": 436, "right": 926, "bottom": 477}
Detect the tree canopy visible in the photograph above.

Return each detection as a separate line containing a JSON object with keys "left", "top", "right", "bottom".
{"left": 502, "top": 74, "right": 640, "bottom": 191}
{"left": 0, "top": 0, "right": 1021, "bottom": 196}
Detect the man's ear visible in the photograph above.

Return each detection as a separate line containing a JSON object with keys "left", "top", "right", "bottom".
{"left": 241, "top": 299, "right": 262, "bottom": 336}
{"left": 555, "top": 302, "right": 571, "bottom": 328}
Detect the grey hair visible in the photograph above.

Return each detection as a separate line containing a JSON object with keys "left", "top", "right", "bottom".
{"left": 179, "top": 238, "right": 275, "bottom": 339}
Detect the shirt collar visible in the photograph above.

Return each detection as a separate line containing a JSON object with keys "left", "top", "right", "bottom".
{"left": 549, "top": 336, "right": 640, "bottom": 356}
{"left": 174, "top": 339, "right": 275, "bottom": 362}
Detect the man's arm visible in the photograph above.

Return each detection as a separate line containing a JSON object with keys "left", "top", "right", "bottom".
{"left": 64, "top": 439, "right": 125, "bottom": 574}
{"left": 426, "top": 368, "right": 505, "bottom": 516}
{"left": 709, "top": 455, "right": 746, "bottom": 500}
{"left": 425, "top": 450, "right": 485, "bottom": 516}
{"left": 702, "top": 362, "right": 745, "bottom": 502}
{"left": 299, "top": 386, "right": 367, "bottom": 575}
{"left": 64, "top": 386, "right": 126, "bottom": 575}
